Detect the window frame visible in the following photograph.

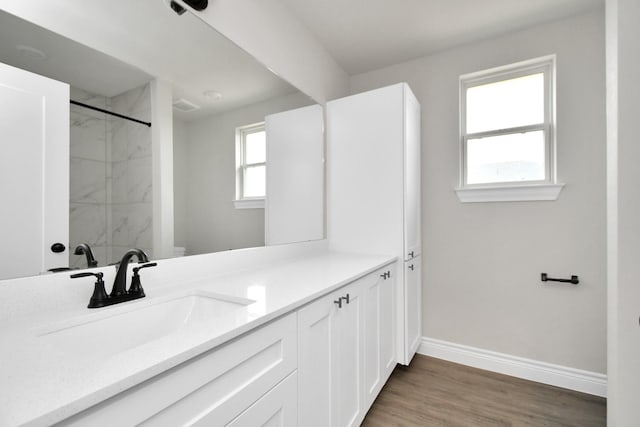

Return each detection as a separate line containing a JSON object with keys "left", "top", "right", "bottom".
{"left": 457, "top": 55, "right": 563, "bottom": 202}
{"left": 234, "top": 122, "right": 266, "bottom": 209}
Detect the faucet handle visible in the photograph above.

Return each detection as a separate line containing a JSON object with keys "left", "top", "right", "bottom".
{"left": 71, "top": 272, "right": 109, "bottom": 308}
{"left": 70, "top": 271, "right": 103, "bottom": 280}
{"left": 129, "top": 263, "right": 157, "bottom": 296}
{"left": 133, "top": 262, "right": 157, "bottom": 273}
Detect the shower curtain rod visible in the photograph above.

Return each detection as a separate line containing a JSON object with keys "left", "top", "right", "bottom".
{"left": 70, "top": 100, "right": 152, "bottom": 127}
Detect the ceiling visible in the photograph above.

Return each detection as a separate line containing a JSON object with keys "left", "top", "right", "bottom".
{"left": 0, "top": 2, "right": 298, "bottom": 120}
{"left": 279, "top": 0, "right": 604, "bottom": 74}
{"left": 0, "top": 0, "right": 604, "bottom": 115}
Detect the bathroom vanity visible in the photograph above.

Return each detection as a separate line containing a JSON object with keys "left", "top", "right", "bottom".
{"left": 0, "top": 3, "right": 421, "bottom": 426}
{"left": 0, "top": 243, "right": 397, "bottom": 426}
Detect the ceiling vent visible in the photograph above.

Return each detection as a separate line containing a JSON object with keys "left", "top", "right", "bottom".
{"left": 172, "top": 98, "right": 200, "bottom": 112}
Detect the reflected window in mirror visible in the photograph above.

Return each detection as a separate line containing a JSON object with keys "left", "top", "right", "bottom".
{"left": 235, "top": 122, "right": 266, "bottom": 209}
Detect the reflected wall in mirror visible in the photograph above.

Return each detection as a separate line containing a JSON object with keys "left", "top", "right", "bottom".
{"left": 0, "top": 2, "right": 323, "bottom": 281}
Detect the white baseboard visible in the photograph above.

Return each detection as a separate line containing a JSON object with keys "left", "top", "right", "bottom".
{"left": 418, "top": 337, "right": 607, "bottom": 397}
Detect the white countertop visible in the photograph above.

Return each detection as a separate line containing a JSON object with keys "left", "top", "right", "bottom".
{"left": 0, "top": 251, "right": 394, "bottom": 427}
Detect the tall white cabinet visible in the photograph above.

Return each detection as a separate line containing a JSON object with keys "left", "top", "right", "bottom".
{"left": 327, "top": 83, "right": 422, "bottom": 365}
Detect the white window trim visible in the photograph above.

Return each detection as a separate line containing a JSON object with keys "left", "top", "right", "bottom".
{"left": 456, "top": 55, "right": 564, "bottom": 203}
{"left": 233, "top": 198, "right": 265, "bottom": 209}
{"left": 234, "top": 122, "right": 265, "bottom": 209}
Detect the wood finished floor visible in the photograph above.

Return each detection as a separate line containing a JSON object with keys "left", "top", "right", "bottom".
{"left": 362, "top": 355, "right": 606, "bottom": 427}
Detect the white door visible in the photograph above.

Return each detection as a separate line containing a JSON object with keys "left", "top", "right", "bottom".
{"left": 0, "top": 62, "right": 69, "bottom": 279}
{"left": 265, "top": 104, "right": 324, "bottom": 245}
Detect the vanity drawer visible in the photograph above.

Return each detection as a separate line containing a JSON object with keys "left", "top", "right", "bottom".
{"left": 225, "top": 371, "right": 297, "bottom": 427}
{"left": 57, "top": 313, "right": 297, "bottom": 427}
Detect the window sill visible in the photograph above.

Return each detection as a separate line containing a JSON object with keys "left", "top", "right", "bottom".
{"left": 455, "top": 183, "right": 565, "bottom": 203}
{"left": 233, "top": 198, "right": 265, "bottom": 209}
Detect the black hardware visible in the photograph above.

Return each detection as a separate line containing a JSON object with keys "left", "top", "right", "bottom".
{"left": 70, "top": 100, "right": 151, "bottom": 127}
{"left": 408, "top": 264, "right": 415, "bottom": 271}
{"left": 408, "top": 251, "right": 415, "bottom": 259}
{"left": 71, "top": 249, "right": 151, "bottom": 309}
{"left": 112, "top": 249, "right": 149, "bottom": 297}
{"left": 541, "top": 273, "right": 579, "bottom": 285}
{"left": 50, "top": 242, "right": 66, "bottom": 253}
{"left": 48, "top": 267, "right": 74, "bottom": 273}
{"left": 341, "top": 293, "right": 351, "bottom": 305}
{"left": 380, "top": 272, "right": 388, "bottom": 279}
{"left": 129, "top": 262, "right": 157, "bottom": 297}
{"left": 169, "top": 1, "right": 187, "bottom": 14}
{"left": 169, "top": 0, "right": 207, "bottom": 15}
{"left": 387, "top": 270, "right": 392, "bottom": 278}
{"left": 74, "top": 243, "right": 98, "bottom": 268}
{"left": 334, "top": 298, "right": 343, "bottom": 309}
{"left": 71, "top": 272, "right": 109, "bottom": 308}
{"left": 184, "top": 0, "right": 208, "bottom": 11}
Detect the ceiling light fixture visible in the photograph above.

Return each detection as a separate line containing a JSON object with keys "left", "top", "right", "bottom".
{"left": 203, "top": 90, "right": 223, "bottom": 102}
{"left": 16, "top": 45, "right": 47, "bottom": 61}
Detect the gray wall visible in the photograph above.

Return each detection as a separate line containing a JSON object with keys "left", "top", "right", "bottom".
{"left": 174, "top": 92, "right": 313, "bottom": 255}
{"left": 350, "top": 10, "right": 606, "bottom": 373}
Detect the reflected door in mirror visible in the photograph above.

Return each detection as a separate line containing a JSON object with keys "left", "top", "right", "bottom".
{"left": 0, "top": 62, "right": 69, "bottom": 279}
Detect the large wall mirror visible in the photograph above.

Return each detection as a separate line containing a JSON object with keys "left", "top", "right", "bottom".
{"left": 0, "top": 2, "right": 324, "bottom": 281}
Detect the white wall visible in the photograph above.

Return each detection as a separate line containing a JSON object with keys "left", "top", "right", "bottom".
{"left": 173, "top": 118, "right": 188, "bottom": 249}
{"left": 177, "top": 92, "right": 313, "bottom": 255}
{"left": 606, "top": 0, "right": 640, "bottom": 423}
{"left": 350, "top": 10, "right": 607, "bottom": 374}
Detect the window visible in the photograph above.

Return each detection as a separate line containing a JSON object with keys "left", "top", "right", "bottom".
{"left": 235, "top": 122, "right": 266, "bottom": 209}
{"left": 456, "top": 56, "right": 564, "bottom": 202}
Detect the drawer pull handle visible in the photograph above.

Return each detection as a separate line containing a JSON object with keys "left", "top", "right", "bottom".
{"left": 334, "top": 298, "right": 343, "bottom": 308}
{"left": 341, "top": 293, "right": 350, "bottom": 304}
{"left": 408, "top": 264, "right": 415, "bottom": 271}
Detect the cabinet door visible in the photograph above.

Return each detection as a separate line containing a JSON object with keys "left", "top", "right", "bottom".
{"left": 361, "top": 267, "right": 396, "bottom": 414}
{"left": 333, "top": 283, "right": 363, "bottom": 427}
{"left": 265, "top": 104, "right": 324, "bottom": 245}
{"left": 403, "top": 85, "right": 422, "bottom": 260}
{"left": 297, "top": 289, "right": 342, "bottom": 427}
{"left": 226, "top": 372, "right": 297, "bottom": 427}
{"left": 298, "top": 280, "right": 365, "bottom": 427}
{"left": 380, "top": 266, "right": 396, "bottom": 382}
{"left": 405, "top": 259, "right": 422, "bottom": 361}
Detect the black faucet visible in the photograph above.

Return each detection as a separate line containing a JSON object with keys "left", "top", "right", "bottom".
{"left": 111, "top": 248, "right": 149, "bottom": 297}
{"left": 74, "top": 243, "right": 98, "bottom": 268}
{"left": 71, "top": 248, "right": 156, "bottom": 308}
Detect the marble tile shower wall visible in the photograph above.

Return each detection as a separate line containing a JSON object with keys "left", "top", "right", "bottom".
{"left": 110, "top": 84, "right": 153, "bottom": 262}
{"left": 69, "top": 88, "right": 110, "bottom": 268}
{"left": 69, "top": 85, "right": 152, "bottom": 269}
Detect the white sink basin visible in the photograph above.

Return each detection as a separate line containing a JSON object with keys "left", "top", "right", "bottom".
{"left": 38, "top": 291, "right": 254, "bottom": 357}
